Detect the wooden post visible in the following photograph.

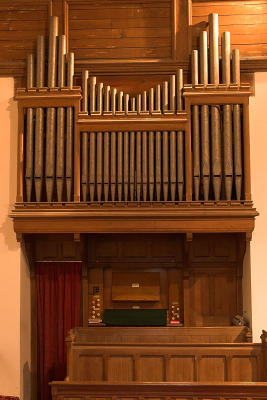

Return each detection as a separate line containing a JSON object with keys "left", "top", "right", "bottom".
{"left": 17, "top": 103, "right": 24, "bottom": 202}
{"left": 243, "top": 99, "right": 252, "bottom": 200}
{"left": 260, "top": 330, "right": 267, "bottom": 381}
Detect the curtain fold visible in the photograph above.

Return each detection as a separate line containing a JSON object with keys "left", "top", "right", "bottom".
{"left": 36, "top": 262, "right": 81, "bottom": 400}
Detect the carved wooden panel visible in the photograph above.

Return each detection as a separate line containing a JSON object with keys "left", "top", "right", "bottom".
{"left": 191, "top": 234, "right": 237, "bottom": 263}
{"left": 68, "top": 342, "right": 263, "bottom": 382}
{"left": 88, "top": 234, "right": 183, "bottom": 266}
{"left": 192, "top": 0, "right": 267, "bottom": 57}
{"left": 68, "top": 0, "right": 172, "bottom": 60}
{"left": 35, "top": 234, "right": 83, "bottom": 260}
{"left": 186, "top": 269, "right": 237, "bottom": 326}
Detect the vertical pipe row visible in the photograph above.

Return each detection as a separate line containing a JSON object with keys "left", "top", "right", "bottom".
{"left": 232, "top": 49, "right": 242, "bottom": 200}
{"left": 200, "top": 31, "right": 210, "bottom": 201}
{"left": 45, "top": 16, "right": 58, "bottom": 202}
{"left": 222, "top": 31, "right": 233, "bottom": 200}
{"left": 56, "top": 35, "right": 66, "bottom": 201}
{"left": 191, "top": 50, "right": 200, "bottom": 200}
{"left": 177, "top": 69, "right": 184, "bottom": 201}
{"left": 66, "top": 52, "right": 74, "bottom": 202}
{"left": 25, "top": 54, "right": 34, "bottom": 202}
{"left": 209, "top": 14, "right": 221, "bottom": 201}
{"left": 34, "top": 36, "right": 45, "bottom": 202}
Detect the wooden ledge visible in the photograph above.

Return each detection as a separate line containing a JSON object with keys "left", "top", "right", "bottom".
{"left": 10, "top": 202, "right": 258, "bottom": 235}
{"left": 50, "top": 381, "right": 267, "bottom": 398}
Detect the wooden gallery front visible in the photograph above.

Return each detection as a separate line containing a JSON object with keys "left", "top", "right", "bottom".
{"left": 8, "top": 0, "right": 267, "bottom": 399}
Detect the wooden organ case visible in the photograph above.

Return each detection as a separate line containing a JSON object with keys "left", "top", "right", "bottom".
{"left": 9, "top": 0, "right": 266, "bottom": 399}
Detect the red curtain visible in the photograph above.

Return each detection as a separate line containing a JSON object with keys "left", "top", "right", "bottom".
{"left": 36, "top": 262, "right": 81, "bottom": 400}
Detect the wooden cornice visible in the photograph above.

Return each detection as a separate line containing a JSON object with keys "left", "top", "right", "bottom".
{"left": 11, "top": 202, "right": 258, "bottom": 235}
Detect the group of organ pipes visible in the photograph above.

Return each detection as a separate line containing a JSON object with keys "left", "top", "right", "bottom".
{"left": 18, "top": 13, "right": 248, "bottom": 204}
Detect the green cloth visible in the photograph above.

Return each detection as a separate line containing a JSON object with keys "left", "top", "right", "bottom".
{"left": 103, "top": 309, "right": 167, "bottom": 326}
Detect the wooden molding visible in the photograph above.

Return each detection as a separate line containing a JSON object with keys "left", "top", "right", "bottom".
{"left": 11, "top": 202, "right": 258, "bottom": 235}
{"left": 50, "top": 382, "right": 267, "bottom": 398}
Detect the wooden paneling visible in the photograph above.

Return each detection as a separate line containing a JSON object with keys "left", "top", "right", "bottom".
{"left": 168, "top": 356, "right": 195, "bottom": 381}
{"left": 35, "top": 234, "right": 83, "bottom": 260}
{"left": 88, "top": 234, "right": 183, "bottom": 266}
{"left": 68, "top": 0, "right": 172, "bottom": 60}
{"left": 192, "top": 0, "right": 267, "bottom": 57}
{"left": 0, "top": 1, "right": 49, "bottom": 65}
{"left": 66, "top": 327, "right": 264, "bottom": 382}
{"left": 187, "top": 269, "right": 237, "bottom": 326}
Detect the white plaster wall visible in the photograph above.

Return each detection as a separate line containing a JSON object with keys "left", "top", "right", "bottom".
{"left": 250, "top": 72, "right": 267, "bottom": 341}
{"left": 0, "top": 77, "right": 21, "bottom": 395}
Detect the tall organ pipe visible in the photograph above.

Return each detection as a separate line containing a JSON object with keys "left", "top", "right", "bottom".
{"left": 222, "top": 31, "right": 233, "bottom": 200}
{"left": 124, "top": 132, "right": 129, "bottom": 201}
{"left": 149, "top": 131, "right": 155, "bottom": 200}
{"left": 45, "top": 16, "right": 58, "bottom": 202}
{"left": 104, "top": 131, "right": 110, "bottom": 201}
{"left": 81, "top": 131, "right": 88, "bottom": 201}
{"left": 110, "top": 132, "right": 117, "bottom": 201}
{"left": 209, "top": 14, "right": 221, "bottom": 200}
{"left": 117, "top": 131, "right": 123, "bottom": 201}
{"left": 142, "top": 132, "right": 148, "bottom": 201}
{"left": 56, "top": 35, "right": 66, "bottom": 201}
{"left": 163, "top": 130, "right": 169, "bottom": 201}
{"left": 130, "top": 131, "right": 135, "bottom": 200}
{"left": 97, "top": 132, "right": 103, "bottom": 201}
{"left": 177, "top": 69, "right": 184, "bottom": 201}
{"left": 25, "top": 54, "right": 34, "bottom": 201}
{"left": 136, "top": 131, "right": 142, "bottom": 200}
{"left": 156, "top": 131, "right": 161, "bottom": 200}
{"left": 191, "top": 49, "right": 200, "bottom": 200}
{"left": 232, "top": 49, "right": 242, "bottom": 200}
{"left": 200, "top": 30, "right": 210, "bottom": 200}
{"left": 34, "top": 36, "right": 45, "bottom": 202}
{"left": 66, "top": 52, "right": 74, "bottom": 201}
{"left": 110, "top": 131, "right": 116, "bottom": 201}
{"left": 89, "top": 132, "right": 96, "bottom": 201}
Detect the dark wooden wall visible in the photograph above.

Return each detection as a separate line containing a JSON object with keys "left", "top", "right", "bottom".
{"left": 192, "top": 0, "right": 267, "bottom": 57}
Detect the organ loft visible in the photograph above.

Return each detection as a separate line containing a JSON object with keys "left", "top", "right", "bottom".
{"left": 3, "top": 0, "right": 267, "bottom": 400}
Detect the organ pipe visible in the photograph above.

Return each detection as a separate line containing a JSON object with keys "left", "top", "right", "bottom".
{"left": 117, "top": 132, "right": 123, "bottom": 201}
{"left": 232, "top": 49, "right": 242, "bottom": 200}
{"left": 191, "top": 50, "right": 200, "bottom": 200}
{"left": 56, "top": 35, "right": 66, "bottom": 201}
{"left": 222, "top": 32, "right": 233, "bottom": 200}
{"left": 25, "top": 54, "right": 34, "bottom": 202}
{"left": 81, "top": 132, "right": 88, "bottom": 201}
{"left": 34, "top": 36, "right": 45, "bottom": 202}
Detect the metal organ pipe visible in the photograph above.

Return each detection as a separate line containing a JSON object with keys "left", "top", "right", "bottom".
{"left": 209, "top": 14, "right": 222, "bottom": 200}
{"left": 66, "top": 52, "right": 74, "bottom": 202}
{"left": 200, "top": 30, "right": 210, "bottom": 201}
{"left": 177, "top": 69, "right": 184, "bottom": 201}
{"left": 25, "top": 54, "right": 34, "bottom": 202}
{"left": 34, "top": 36, "right": 45, "bottom": 202}
{"left": 191, "top": 50, "right": 200, "bottom": 200}
{"left": 45, "top": 16, "right": 58, "bottom": 202}
{"left": 222, "top": 31, "right": 233, "bottom": 200}
{"left": 232, "top": 49, "right": 242, "bottom": 200}
{"left": 56, "top": 35, "right": 66, "bottom": 202}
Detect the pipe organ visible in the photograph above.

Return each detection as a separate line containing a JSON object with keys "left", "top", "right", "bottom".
{"left": 16, "top": 13, "right": 252, "bottom": 206}
{"left": 10, "top": 5, "right": 263, "bottom": 398}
